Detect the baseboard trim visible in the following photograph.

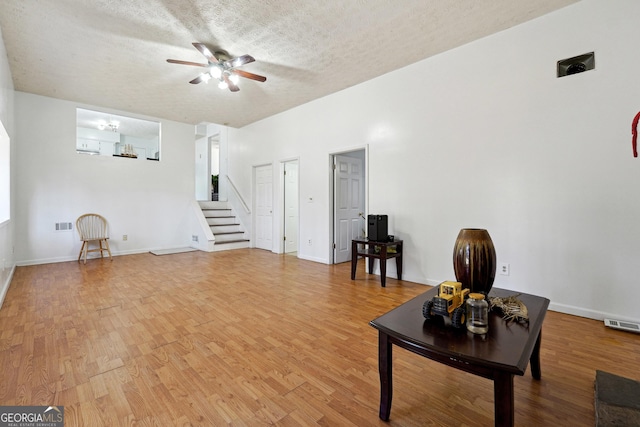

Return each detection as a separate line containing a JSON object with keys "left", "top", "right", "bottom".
{"left": 297, "top": 254, "right": 329, "bottom": 264}
{"left": 16, "top": 249, "right": 154, "bottom": 266}
{"left": 549, "top": 301, "right": 640, "bottom": 325}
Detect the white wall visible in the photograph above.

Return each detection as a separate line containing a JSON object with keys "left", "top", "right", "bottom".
{"left": 195, "top": 135, "right": 209, "bottom": 201}
{"left": 0, "top": 25, "right": 15, "bottom": 308}
{"left": 228, "top": 0, "right": 640, "bottom": 322}
{"left": 14, "top": 92, "right": 196, "bottom": 264}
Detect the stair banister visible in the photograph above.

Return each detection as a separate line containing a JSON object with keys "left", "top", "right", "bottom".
{"left": 226, "top": 175, "right": 250, "bottom": 214}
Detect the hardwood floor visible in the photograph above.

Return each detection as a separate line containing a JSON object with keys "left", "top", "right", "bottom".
{"left": 1, "top": 249, "right": 639, "bottom": 426}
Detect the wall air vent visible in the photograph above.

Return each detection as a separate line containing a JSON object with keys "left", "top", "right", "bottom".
{"left": 604, "top": 318, "right": 640, "bottom": 333}
{"left": 55, "top": 222, "right": 73, "bottom": 231}
{"left": 557, "top": 52, "right": 595, "bottom": 77}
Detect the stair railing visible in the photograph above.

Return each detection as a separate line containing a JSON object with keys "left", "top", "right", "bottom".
{"left": 225, "top": 175, "right": 252, "bottom": 239}
{"left": 227, "top": 175, "right": 250, "bottom": 214}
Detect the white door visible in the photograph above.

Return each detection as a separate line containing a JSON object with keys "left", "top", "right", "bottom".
{"left": 334, "top": 154, "right": 365, "bottom": 263}
{"left": 284, "top": 161, "right": 299, "bottom": 253}
{"left": 255, "top": 164, "right": 274, "bottom": 251}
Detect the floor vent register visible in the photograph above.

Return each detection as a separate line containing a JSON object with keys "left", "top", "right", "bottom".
{"left": 604, "top": 319, "right": 640, "bottom": 333}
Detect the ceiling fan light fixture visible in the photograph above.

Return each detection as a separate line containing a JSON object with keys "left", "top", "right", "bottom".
{"left": 167, "top": 43, "right": 267, "bottom": 90}
{"left": 209, "top": 66, "right": 222, "bottom": 79}
{"left": 96, "top": 119, "right": 118, "bottom": 131}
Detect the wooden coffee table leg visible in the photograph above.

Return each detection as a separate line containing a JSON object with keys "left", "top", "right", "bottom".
{"left": 530, "top": 331, "right": 542, "bottom": 380}
{"left": 494, "top": 371, "right": 514, "bottom": 427}
{"left": 380, "top": 246, "right": 387, "bottom": 287}
{"left": 378, "top": 332, "right": 393, "bottom": 421}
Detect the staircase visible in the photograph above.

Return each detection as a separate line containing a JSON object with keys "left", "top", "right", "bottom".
{"left": 198, "top": 201, "right": 250, "bottom": 251}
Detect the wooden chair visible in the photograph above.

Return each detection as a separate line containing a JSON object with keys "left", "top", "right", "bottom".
{"left": 76, "top": 213, "right": 112, "bottom": 264}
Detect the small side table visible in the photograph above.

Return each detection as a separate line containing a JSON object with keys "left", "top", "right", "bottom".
{"left": 351, "top": 239, "right": 403, "bottom": 287}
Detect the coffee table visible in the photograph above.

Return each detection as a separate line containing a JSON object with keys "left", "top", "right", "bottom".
{"left": 369, "top": 287, "right": 549, "bottom": 427}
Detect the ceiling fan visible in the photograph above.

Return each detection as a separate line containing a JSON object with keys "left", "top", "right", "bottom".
{"left": 167, "top": 42, "right": 267, "bottom": 92}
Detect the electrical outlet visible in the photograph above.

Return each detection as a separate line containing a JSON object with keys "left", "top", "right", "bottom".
{"left": 308, "top": 239, "right": 312, "bottom": 246}
{"left": 192, "top": 235, "right": 198, "bottom": 242}
{"left": 123, "top": 235, "right": 128, "bottom": 241}
{"left": 499, "top": 263, "right": 510, "bottom": 276}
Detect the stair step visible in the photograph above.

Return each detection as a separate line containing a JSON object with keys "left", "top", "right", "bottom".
{"left": 210, "top": 224, "right": 242, "bottom": 234}
{"left": 206, "top": 217, "right": 236, "bottom": 225}
{"left": 214, "top": 231, "right": 246, "bottom": 243}
{"left": 199, "top": 200, "right": 248, "bottom": 251}
{"left": 202, "top": 209, "right": 232, "bottom": 218}
{"left": 212, "top": 240, "right": 250, "bottom": 251}
{"left": 199, "top": 201, "right": 230, "bottom": 210}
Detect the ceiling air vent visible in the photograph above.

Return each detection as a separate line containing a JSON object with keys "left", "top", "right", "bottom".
{"left": 557, "top": 52, "right": 595, "bottom": 77}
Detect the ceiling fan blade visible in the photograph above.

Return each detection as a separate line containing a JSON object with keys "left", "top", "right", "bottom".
{"left": 222, "top": 73, "right": 240, "bottom": 92}
{"left": 167, "top": 59, "right": 208, "bottom": 68}
{"left": 192, "top": 42, "right": 218, "bottom": 63}
{"left": 224, "top": 54, "right": 255, "bottom": 69}
{"left": 233, "top": 69, "right": 267, "bottom": 82}
{"left": 189, "top": 74, "right": 206, "bottom": 84}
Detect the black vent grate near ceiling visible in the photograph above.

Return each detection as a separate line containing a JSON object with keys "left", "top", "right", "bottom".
{"left": 557, "top": 52, "right": 595, "bottom": 77}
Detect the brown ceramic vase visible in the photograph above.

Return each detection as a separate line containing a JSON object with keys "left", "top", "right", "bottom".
{"left": 453, "top": 228, "right": 497, "bottom": 295}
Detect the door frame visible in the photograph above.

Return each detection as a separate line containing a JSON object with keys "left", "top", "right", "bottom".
{"left": 279, "top": 157, "right": 300, "bottom": 255}
{"left": 194, "top": 123, "right": 223, "bottom": 202}
{"left": 329, "top": 145, "right": 368, "bottom": 264}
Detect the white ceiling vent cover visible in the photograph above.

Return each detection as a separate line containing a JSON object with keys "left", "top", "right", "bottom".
{"left": 604, "top": 318, "right": 640, "bottom": 333}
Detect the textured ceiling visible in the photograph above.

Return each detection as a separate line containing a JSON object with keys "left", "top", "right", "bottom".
{"left": 0, "top": 0, "right": 578, "bottom": 128}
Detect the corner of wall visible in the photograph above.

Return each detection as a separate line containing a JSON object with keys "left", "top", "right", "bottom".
{"left": 0, "top": 263, "right": 15, "bottom": 310}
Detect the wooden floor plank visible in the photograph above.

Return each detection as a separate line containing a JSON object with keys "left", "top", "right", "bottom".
{"left": 1, "top": 248, "right": 639, "bottom": 426}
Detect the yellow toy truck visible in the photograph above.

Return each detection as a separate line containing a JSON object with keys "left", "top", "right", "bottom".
{"left": 422, "top": 281, "right": 470, "bottom": 329}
